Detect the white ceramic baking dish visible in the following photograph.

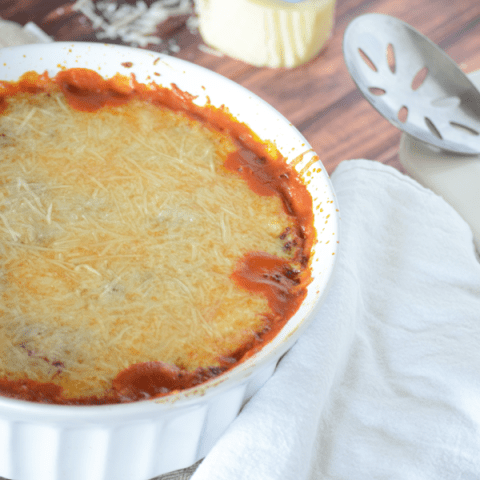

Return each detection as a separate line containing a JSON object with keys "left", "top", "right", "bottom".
{"left": 0, "top": 42, "right": 339, "bottom": 480}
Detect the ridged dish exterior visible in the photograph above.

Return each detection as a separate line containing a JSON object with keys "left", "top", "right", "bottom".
{"left": 0, "top": 362, "right": 275, "bottom": 480}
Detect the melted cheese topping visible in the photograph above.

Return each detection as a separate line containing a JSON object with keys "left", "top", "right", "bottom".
{"left": 0, "top": 91, "right": 298, "bottom": 398}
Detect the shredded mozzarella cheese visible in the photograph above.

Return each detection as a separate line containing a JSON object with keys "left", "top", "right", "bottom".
{"left": 73, "top": 0, "right": 193, "bottom": 48}
{"left": 0, "top": 91, "right": 296, "bottom": 398}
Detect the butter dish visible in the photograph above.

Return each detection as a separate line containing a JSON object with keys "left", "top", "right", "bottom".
{"left": 195, "top": 0, "right": 336, "bottom": 68}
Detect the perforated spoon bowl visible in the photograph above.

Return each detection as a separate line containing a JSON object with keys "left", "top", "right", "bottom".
{"left": 343, "top": 13, "right": 480, "bottom": 155}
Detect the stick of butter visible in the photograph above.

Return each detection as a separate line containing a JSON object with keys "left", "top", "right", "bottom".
{"left": 195, "top": 0, "right": 336, "bottom": 68}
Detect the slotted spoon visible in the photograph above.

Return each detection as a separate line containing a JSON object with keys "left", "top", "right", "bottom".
{"left": 343, "top": 13, "right": 480, "bottom": 155}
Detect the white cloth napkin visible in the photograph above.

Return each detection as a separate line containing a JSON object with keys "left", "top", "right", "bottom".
{"left": 192, "top": 159, "right": 480, "bottom": 480}
{"left": 0, "top": 19, "right": 52, "bottom": 48}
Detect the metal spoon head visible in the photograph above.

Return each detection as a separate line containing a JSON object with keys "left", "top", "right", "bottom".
{"left": 343, "top": 13, "right": 480, "bottom": 155}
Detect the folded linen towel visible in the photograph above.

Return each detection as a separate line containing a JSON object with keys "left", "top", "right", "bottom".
{"left": 0, "top": 19, "right": 52, "bottom": 48}
{"left": 192, "top": 159, "right": 480, "bottom": 480}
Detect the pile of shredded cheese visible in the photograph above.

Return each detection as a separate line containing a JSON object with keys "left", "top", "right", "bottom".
{"left": 73, "top": 0, "right": 193, "bottom": 49}
{"left": 0, "top": 91, "right": 296, "bottom": 398}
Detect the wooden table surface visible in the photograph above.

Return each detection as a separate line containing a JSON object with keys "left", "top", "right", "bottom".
{"left": 2, "top": 0, "right": 480, "bottom": 175}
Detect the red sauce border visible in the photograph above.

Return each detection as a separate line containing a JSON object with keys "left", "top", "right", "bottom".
{"left": 0, "top": 68, "right": 315, "bottom": 405}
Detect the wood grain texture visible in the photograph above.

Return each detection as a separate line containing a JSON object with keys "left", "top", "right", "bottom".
{"left": 2, "top": 0, "right": 480, "bottom": 175}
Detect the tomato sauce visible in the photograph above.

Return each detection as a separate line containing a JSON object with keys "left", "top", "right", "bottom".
{"left": 0, "top": 68, "right": 315, "bottom": 404}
